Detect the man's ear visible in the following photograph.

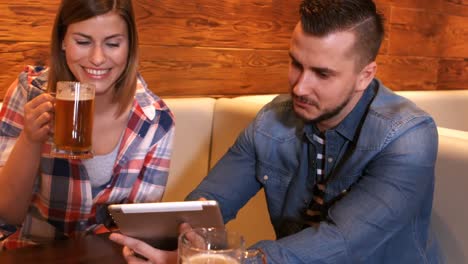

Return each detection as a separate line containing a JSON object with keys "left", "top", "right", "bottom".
{"left": 356, "top": 61, "right": 377, "bottom": 92}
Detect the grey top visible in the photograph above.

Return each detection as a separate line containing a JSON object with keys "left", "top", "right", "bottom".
{"left": 83, "top": 143, "right": 119, "bottom": 190}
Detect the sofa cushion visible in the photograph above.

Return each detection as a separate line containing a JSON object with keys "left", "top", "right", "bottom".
{"left": 396, "top": 90, "right": 468, "bottom": 132}
{"left": 432, "top": 127, "right": 468, "bottom": 264}
{"left": 162, "top": 98, "right": 216, "bottom": 202}
{"left": 210, "top": 96, "right": 277, "bottom": 246}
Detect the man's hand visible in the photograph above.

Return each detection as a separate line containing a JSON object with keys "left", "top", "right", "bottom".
{"left": 109, "top": 223, "right": 192, "bottom": 264}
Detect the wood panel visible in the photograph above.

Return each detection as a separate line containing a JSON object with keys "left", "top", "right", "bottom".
{"left": 1, "top": 0, "right": 467, "bottom": 100}
{"left": 0, "top": 4, "right": 57, "bottom": 42}
{"left": 442, "top": 0, "right": 468, "bottom": 17}
{"left": 376, "top": 55, "right": 439, "bottom": 90}
{"left": 135, "top": 0, "right": 300, "bottom": 49}
{"left": 437, "top": 59, "right": 468, "bottom": 90}
{"left": 0, "top": 42, "right": 49, "bottom": 98}
{"left": 389, "top": 7, "right": 468, "bottom": 58}
{"left": 388, "top": 8, "right": 445, "bottom": 57}
{"left": 0, "top": 1, "right": 300, "bottom": 48}
{"left": 382, "top": 0, "right": 442, "bottom": 9}
{"left": 139, "top": 45, "right": 289, "bottom": 96}
{"left": 439, "top": 14, "right": 468, "bottom": 58}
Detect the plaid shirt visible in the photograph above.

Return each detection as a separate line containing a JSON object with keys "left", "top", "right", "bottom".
{"left": 0, "top": 66, "right": 175, "bottom": 249}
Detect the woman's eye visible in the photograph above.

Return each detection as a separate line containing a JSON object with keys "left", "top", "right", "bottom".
{"left": 75, "top": 40, "right": 91, "bottom": 46}
{"left": 106, "top": 43, "right": 120, "bottom": 48}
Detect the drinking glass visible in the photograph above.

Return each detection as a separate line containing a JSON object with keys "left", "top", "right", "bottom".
{"left": 51, "top": 81, "right": 95, "bottom": 159}
{"left": 178, "top": 227, "right": 266, "bottom": 264}
{"left": 243, "top": 249, "right": 267, "bottom": 264}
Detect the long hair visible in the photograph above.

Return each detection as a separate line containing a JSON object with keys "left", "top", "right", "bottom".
{"left": 47, "top": 0, "right": 139, "bottom": 115}
{"left": 299, "top": 0, "right": 384, "bottom": 70}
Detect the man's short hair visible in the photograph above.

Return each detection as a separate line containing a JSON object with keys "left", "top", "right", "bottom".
{"left": 300, "top": 0, "right": 384, "bottom": 70}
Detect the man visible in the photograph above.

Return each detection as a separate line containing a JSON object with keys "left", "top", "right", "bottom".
{"left": 111, "top": 0, "right": 441, "bottom": 263}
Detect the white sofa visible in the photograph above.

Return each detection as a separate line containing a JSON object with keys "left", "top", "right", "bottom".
{"left": 163, "top": 90, "right": 468, "bottom": 263}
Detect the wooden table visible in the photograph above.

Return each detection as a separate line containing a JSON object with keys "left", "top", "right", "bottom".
{"left": 0, "top": 233, "right": 126, "bottom": 263}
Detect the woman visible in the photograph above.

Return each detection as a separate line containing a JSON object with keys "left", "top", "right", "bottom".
{"left": 0, "top": 0, "right": 174, "bottom": 249}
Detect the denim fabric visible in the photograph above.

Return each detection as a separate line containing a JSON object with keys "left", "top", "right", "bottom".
{"left": 187, "top": 79, "right": 442, "bottom": 263}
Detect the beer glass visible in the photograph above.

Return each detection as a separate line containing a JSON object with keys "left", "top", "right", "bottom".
{"left": 242, "top": 249, "right": 267, "bottom": 264}
{"left": 178, "top": 227, "right": 266, "bottom": 264}
{"left": 51, "top": 81, "right": 95, "bottom": 159}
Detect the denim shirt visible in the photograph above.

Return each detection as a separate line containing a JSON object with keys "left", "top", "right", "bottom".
{"left": 187, "top": 79, "right": 441, "bottom": 263}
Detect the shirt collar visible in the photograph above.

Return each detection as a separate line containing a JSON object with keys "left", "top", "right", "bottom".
{"left": 303, "top": 79, "right": 378, "bottom": 142}
{"left": 334, "top": 79, "right": 378, "bottom": 141}
{"left": 134, "top": 75, "right": 166, "bottom": 121}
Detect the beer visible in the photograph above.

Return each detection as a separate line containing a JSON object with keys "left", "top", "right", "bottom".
{"left": 51, "top": 81, "right": 95, "bottom": 159}
{"left": 54, "top": 98, "right": 94, "bottom": 152}
{"left": 179, "top": 228, "right": 245, "bottom": 264}
{"left": 181, "top": 254, "right": 240, "bottom": 264}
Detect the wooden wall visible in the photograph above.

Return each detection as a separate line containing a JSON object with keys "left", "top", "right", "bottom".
{"left": 0, "top": 0, "right": 467, "bottom": 99}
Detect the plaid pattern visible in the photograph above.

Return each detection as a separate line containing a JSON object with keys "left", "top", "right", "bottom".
{"left": 0, "top": 66, "right": 175, "bottom": 249}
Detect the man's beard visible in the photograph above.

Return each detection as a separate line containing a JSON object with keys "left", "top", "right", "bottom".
{"left": 293, "top": 88, "right": 354, "bottom": 124}
{"left": 310, "top": 94, "right": 351, "bottom": 123}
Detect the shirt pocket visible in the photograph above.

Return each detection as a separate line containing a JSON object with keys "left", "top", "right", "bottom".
{"left": 256, "top": 161, "right": 293, "bottom": 218}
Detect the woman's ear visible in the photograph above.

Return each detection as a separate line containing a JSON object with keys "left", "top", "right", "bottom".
{"left": 62, "top": 42, "right": 66, "bottom": 51}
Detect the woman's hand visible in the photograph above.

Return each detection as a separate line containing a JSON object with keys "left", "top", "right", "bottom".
{"left": 109, "top": 223, "right": 192, "bottom": 264}
{"left": 22, "top": 93, "right": 55, "bottom": 144}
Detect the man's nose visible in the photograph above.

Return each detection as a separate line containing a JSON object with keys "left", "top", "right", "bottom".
{"left": 293, "top": 71, "right": 314, "bottom": 96}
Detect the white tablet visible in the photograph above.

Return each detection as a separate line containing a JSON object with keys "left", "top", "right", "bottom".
{"left": 108, "top": 200, "right": 224, "bottom": 250}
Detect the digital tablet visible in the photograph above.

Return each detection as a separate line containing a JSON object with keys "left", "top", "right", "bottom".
{"left": 108, "top": 200, "right": 224, "bottom": 250}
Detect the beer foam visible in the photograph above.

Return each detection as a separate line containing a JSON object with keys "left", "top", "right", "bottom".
{"left": 55, "top": 91, "right": 94, "bottom": 101}
{"left": 182, "top": 253, "right": 240, "bottom": 264}
{"left": 56, "top": 82, "right": 95, "bottom": 100}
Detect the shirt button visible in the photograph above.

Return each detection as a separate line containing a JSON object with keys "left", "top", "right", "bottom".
{"left": 263, "top": 175, "right": 269, "bottom": 181}
{"left": 328, "top": 157, "right": 333, "bottom": 163}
